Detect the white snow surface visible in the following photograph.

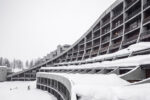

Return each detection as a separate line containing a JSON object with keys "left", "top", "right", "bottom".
{"left": 0, "top": 81, "right": 56, "bottom": 100}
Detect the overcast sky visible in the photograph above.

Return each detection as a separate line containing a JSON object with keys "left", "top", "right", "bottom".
{"left": 0, "top": 0, "right": 115, "bottom": 62}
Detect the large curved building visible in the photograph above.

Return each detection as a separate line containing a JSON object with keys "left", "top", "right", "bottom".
{"left": 7, "top": 0, "right": 150, "bottom": 84}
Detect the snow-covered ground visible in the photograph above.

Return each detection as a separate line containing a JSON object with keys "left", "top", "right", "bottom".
{"left": 0, "top": 81, "right": 56, "bottom": 100}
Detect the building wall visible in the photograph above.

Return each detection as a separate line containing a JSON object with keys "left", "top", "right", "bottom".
{"left": 0, "top": 67, "right": 7, "bottom": 82}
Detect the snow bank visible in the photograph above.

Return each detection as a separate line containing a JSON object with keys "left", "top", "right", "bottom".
{"left": 0, "top": 81, "right": 56, "bottom": 100}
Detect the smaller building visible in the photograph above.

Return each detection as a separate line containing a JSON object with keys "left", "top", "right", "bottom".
{"left": 0, "top": 66, "right": 7, "bottom": 82}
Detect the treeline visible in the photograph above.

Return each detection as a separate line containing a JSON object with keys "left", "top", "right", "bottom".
{"left": 25, "top": 58, "right": 43, "bottom": 68}
{"left": 0, "top": 57, "right": 44, "bottom": 71}
{"left": 0, "top": 57, "right": 23, "bottom": 69}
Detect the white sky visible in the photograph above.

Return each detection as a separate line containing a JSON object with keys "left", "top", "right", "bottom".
{"left": 0, "top": 0, "right": 115, "bottom": 62}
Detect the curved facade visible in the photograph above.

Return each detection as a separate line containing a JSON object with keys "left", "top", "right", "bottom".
{"left": 7, "top": 0, "right": 150, "bottom": 81}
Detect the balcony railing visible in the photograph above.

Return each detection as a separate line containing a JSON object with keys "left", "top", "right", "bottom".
{"left": 80, "top": 47, "right": 84, "bottom": 51}
{"left": 100, "top": 46, "right": 108, "bottom": 52}
{"left": 143, "top": 0, "right": 150, "bottom": 9}
{"left": 112, "top": 10, "right": 122, "bottom": 19}
{"left": 86, "top": 45, "right": 92, "bottom": 49}
{"left": 112, "top": 32, "right": 123, "bottom": 39}
{"left": 143, "top": 16, "right": 150, "bottom": 24}
{"left": 125, "top": 8, "right": 141, "bottom": 21}
{"left": 102, "top": 19, "right": 110, "bottom": 26}
{"left": 93, "top": 25, "right": 100, "bottom": 32}
{"left": 91, "top": 50, "right": 99, "bottom": 55}
{"left": 112, "top": 20, "right": 123, "bottom": 29}
{"left": 78, "top": 54, "right": 83, "bottom": 57}
{"left": 85, "top": 52, "right": 90, "bottom": 56}
{"left": 140, "top": 30, "right": 150, "bottom": 40}
{"left": 123, "top": 35, "right": 138, "bottom": 44}
{"left": 93, "top": 42, "right": 100, "bottom": 47}
{"left": 102, "top": 30, "right": 110, "bottom": 35}
{"left": 109, "top": 42, "right": 121, "bottom": 49}
{"left": 93, "top": 33, "right": 100, "bottom": 38}
{"left": 86, "top": 38, "right": 92, "bottom": 42}
{"left": 125, "top": 23, "right": 139, "bottom": 33}
{"left": 102, "top": 38, "right": 110, "bottom": 44}
{"left": 125, "top": 0, "right": 137, "bottom": 9}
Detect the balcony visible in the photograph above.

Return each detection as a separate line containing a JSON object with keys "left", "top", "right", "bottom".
{"left": 102, "top": 19, "right": 110, "bottom": 26}
{"left": 140, "top": 30, "right": 150, "bottom": 40}
{"left": 80, "top": 47, "right": 84, "bottom": 51}
{"left": 93, "top": 25, "right": 100, "bottom": 32}
{"left": 112, "top": 10, "right": 122, "bottom": 19}
{"left": 78, "top": 54, "right": 83, "bottom": 57}
{"left": 123, "top": 35, "right": 138, "bottom": 45}
{"left": 143, "top": 16, "right": 150, "bottom": 24}
{"left": 86, "top": 45, "right": 92, "bottom": 49}
{"left": 93, "top": 33, "right": 100, "bottom": 38}
{"left": 112, "top": 20, "right": 123, "bottom": 29}
{"left": 91, "top": 50, "right": 99, "bottom": 55}
{"left": 144, "top": 0, "right": 150, "bottom": 9}
{"left": 86, "top": 38, "right": 92, "bottom": 42}
{"left": 109, "top": 42, "right": 121, "bottom": 50}
{"left": 112, "top": 32, "right": 123, "bottom": 39}
{"left": 102, "top": 38, "right": 110, "bottom": 44}
{"left": 85, "top": 52, "right": 90, "bottom": 56}
{"left": 125, "top": 23, "right": 139, "bottom": 33}
{"left": 125, "top": 0, "right": 137, "bottom": 9}
{"left": 93, "top": 42, "right": 100, "bottom": 47}
{"left": 100, "top": 46, "right": 108, "bottom": 52}
{"left": 125, "top": 8, "right": 141, "bottom": 21}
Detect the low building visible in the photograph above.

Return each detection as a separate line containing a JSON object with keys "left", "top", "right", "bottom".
{"left": 0, "top": 66, "right": 7, "bottom": 82}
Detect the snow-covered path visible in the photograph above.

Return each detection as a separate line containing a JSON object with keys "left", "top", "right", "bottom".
{"left": 0, "top": 81, "right": 56, "bottom": 100}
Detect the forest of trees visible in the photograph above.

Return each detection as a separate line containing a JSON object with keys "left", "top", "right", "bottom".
{"left": 0, "top": 57, "right": 43, "bottom": 72}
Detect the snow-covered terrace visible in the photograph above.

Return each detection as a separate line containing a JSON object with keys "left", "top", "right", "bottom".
{"left": 54, "top": 42, "right": 150, "bottom": 66}
{"left": 42, "top": 53, "right": 150, "bottom": 70}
